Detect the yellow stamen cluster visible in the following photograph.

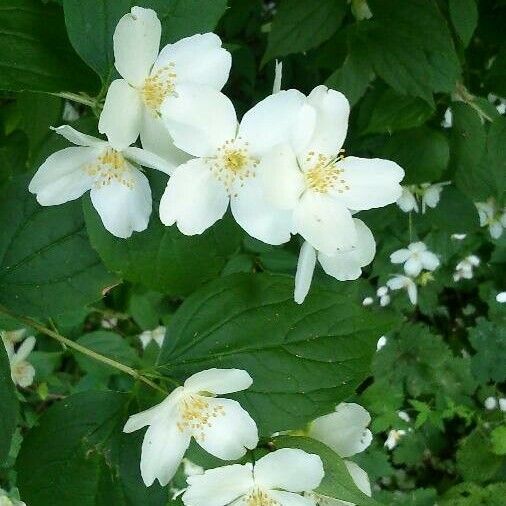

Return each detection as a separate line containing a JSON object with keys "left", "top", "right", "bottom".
{"left": 246, "top": 489, "right": 279, "bottom": 506}
{"left": 85, "top": 148, "right": 133, "bottom": 188}
{"left": 304, "top": 151, "right": 348, "bottom": 194}
{"left": 141, "top": 63, "right": 177, "bottom": 113}
{"left": 177, "top": 395, "right": 225, "bottom": 441}
{"left": 209, "top": 138, "right": 258, "bottom": 195}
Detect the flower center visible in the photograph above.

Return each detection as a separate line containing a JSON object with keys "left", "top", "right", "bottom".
{"left": 246, "top": 489, "right": 279, "bottom": 506}
{"left": 304, "top": 152, "right": 348, "bottom": 194}
{"left": 176, "top": 395, "right": 225, "bottom": 440}
{"left": 140, "top": 63, "right": 177, "bottom": 113}
{"left": 208, "top": 138, "right": 259, "bottom": 195}
{"left": 85, "top": 149, "right": 134, "bottom": 188}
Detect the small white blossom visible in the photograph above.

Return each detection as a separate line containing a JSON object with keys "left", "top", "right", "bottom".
{"left": 387, "top": 275, "right": 418, "bottom": 305}
{"left": 484, "top": 396, "right": 497, "bottom": 410}
{"left": 182, "top": 449, "right": 324, "bottom": 506}
{"left": 420, "top": 182, "right": 449, "bottom": 213}
{"left": 390, "top": 242, "right": 439, "bottom": 277}
{"left": 441, "top": 107, "right": 453, "bottom": 128}
{"left": 499, "top": 398, "right": 506, "bottom": 412}
{"left": 3, "top": 336, "right": 36, "bottom": 388}
{"left": 294, "top": 219, "right": 376, "bottom": 304}
{"left": 476, "top": 198, "right": 506, "bottom": 239}
{"left": 29, "top": 125, "right": 172, "bottom": 238}
{"left": 398, "top": 411, "right": 411, "bottom": 423}
{"left": 362, "top": 297, "right": 374, "bottom": 306}
{"left": 101, "top": 317, "right": 118, "bottom": 329}
{"left": 124, "top": 368, "right": 258, "bottom": 486}
{"left": 496, "top": 292, "right": 506, "bottom": 303}
{"left": 397, "top": 182, "right": 449, "bottom": 214}
{"left": 384, "top": 429, "right": 406, "bottom": 450}
{"left": 396, "top": 187, "right": 418, "bottom": 213}
{"left": 376, "top": 336, "right": 387, "bottom": 351}
{"left": 453, "top": 255, "right": 480, "bottom": 282}
{"left": 376, "top": 286, "right": 391, "bottom": 307}
{"left": 139, "top": 325, "right": 166, "bottom": 349}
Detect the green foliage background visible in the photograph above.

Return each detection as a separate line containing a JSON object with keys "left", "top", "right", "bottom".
{"left": 0, "top": 0, "right": 505, "bottom": 504}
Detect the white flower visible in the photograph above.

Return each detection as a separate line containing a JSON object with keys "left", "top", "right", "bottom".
{"left": 476, "top": 199, "right": 506, "bottom": 239}
{"left": 484, "top": 396, "right": 497, "bottom": 410}
{"left": 396, "top": 187, "right": 418, "bottom": 213}
{"left": 453, "top": 255, "right": 480, "bottom": 282}
{"left": 441, "top": 107, "right": 453, "bottom": 128}
{"left": 420, "top": 182, "right": 449, "bottom": 213}
{"left": 101, "top": 317, "right": 118, "bottom": 329}
{"left": 390, "top": 242, "right": 439, "bottom": 277}
{"left": 309, "top": 403, "right": 372, "bottom": 458}
{"left": 294, "top": 219, "right": 376, "bottom": 304}
{"left": 376, "top": 286, "right": 390, "bottom": 307}
{"left": 362, "top": 297, "right": 374, "bottom": 306}
{"left": 159, "top": 87, "right": 304, "bottom": 243}
{"left": 398, "top": 411, "right": 411, "bottom": 423}
{"left": 499, "top": 398, "right": 506, "bottom": 412}
{"left": 384, "top": 429, "right": 406, "bottom": 450}
{"left": 182, "top": 448, "right": 324, "bottom": 506}
{"left": 4, "top": 336, "right": 36, "bottom": 388}
{"left": 387, "top": 275, "right": 418, "bottom": 305}
{"left": 29, "top": 125, "right": 172, "bottom": 238}
{"left": 257, "top": 85, "right": 404, "bottom": 255}
{"left": 123, "top": 368, "right": 258, "bottom": 486}
{"left": 1, "top": 328, "right": 28, "bottom": 356}
{"left": 100, "top": 7, "right": 231, "bottom": 163}
{"left": 376, "top": 336, "right": 387, "bottom": 351}
{"left": 496, "top": 292, "right": 506, "bottom": 303}
{"left": 139, "top": 325, "right": 166, "bottom": 349}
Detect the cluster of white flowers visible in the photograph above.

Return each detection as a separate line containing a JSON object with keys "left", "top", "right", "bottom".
{"left": 484, "top": 396, "right": 506, "bottom": 412}
{"left": 124, "top": 367, "right": 375, "bottom": 504}
{"left": 28, "top": 6, "right": 404, "bottom": 304}
{"left": 1, "top": 329, "right": 36, "bottom": 388}
{"left": 476, "top": 198, "right": 506, "bottom": 239}
{"left": 396, "top": 182, "right": 449, "bottom": 214}
{"left": 139, "top": 325, "right": 166, "bottom": 349}
{"left": 453, "top": 255, "right": 480, "bottom": 282}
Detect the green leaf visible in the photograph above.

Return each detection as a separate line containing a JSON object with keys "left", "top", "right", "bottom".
{"left": 0, "top": 0, "right": 99, "bottom": 93}
{"left": 380, "top": 127, "right": 449, "bottom": 184}
{"left": 0, "top": 174, "right": 117, "bottom": 317}
{"left": 262, "top": 0, "right": 347, "bottom": 65}
{"left": 365, "top": 89, "right": 434, "bottom": 134}
{"left": 75, "top": 331, "right": 138, "bottom": 376}
{"left": 490, "top": 425, "right": 506, "bottom": 456}
{"left": 357, "top": 0, "right": 460, "bottom": 103}
{"left": 0, "top": 342, "right": 18, "bottom": 463}
{"left": 0, "top": 131, "right": 29, "bottom": 188}
{"left": 159, "top": 273, "right": 398, "bottom": 435}
{"left": 84, "top": 172, "right": 242, "bottom": 297}
{"left": 441, "top": 482, "right": 506, "bottom": 506}
{"left": 273, "top": 436, "right": 380, "bottom": 506}
{"left": 449, "top": 0, "right": 478, "bottom": 47}
{"left": 16, "top": 391, "right": 167, "bottom": 506}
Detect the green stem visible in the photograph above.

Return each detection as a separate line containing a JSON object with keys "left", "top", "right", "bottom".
{"left": 50, "top": 91, "right": 97, "bottom": 108}
{"left": 0, "top": 304, "right": 166, "bottom": 394}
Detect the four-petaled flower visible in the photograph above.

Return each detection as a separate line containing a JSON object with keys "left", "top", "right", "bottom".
{"left": 123, "top": 368, "right": 258, "bottom": 486}
{"left": 390, "top": 242, "right": 439, "bottom": 277}
{"left": 100, "top": 7, "right": 231, "bottom": 164}
{"left": 29, "top": 125, "right": 172, "bottom": 238}
{"left": 182, "top": 448, "right": 324, "bottom": 506}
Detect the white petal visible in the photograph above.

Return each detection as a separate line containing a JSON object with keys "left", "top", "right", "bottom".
{"left": 123, "top": 392, "right": 179, "bottom": 433}
{"left": 404, "top": 257, "right": 423, "bottom": 277}
{"left": 15, "top": 336, "right": 35, "bottom": 362}
{"left": 139, "top": 109, "right": 190, "bottom": 168}
{"left": 269, "top": 491, "right": 316, "bottom": 506}
{"left": 294, "top": 241, "right": 317, "bottom": 305}
{"left": 293, "top": 192, "right": 357, "bottom": 255}
{"left": 29, "top": 147, "right": 96, "bottom": 205}
{"left": 386, "top": 276, "right": 406, "bottom": 291}
{"left": 90, "top": 166, "right": 152, "bottom": 238}
{"left": 99, "top": 79, "right": 142, "bottom": 150}
{"left": 161, "top": 84, "right": 237, "bottom": 157}
{"left": 196, "top": 398, "right": 259, "bottom": 460}
{"left": 159, "top": 158, "right": 229, "bottom": 235}
{"left": 273, "top": 60, "right": 283, "bottom": 94}
{"left": 51, "top": 125, "right": 104, "bottom": 147}
{"left": 420, "top": 251, "right": 440, "bottom": 271}
{"left": 123, "top": 146, "right": 174, "bottom": 175}
{"left": 344, "top": 461, "right": 371, "bottom": 497}
{"left": 257, "top": 144, "right": 305, "bottom": 210}
{"left": 390, "top": 248, "right": 411, "bottom": 264}
{"left": 183, "top": 464, "right": 254, "bottom": 506}
{"left": 408, "top": 242, "right": 426, "bottom": 253}
{"left": 254, "top": 448, "right": 324, "bottom": 492}
{"left": 231, "top": 176, "right": 293, "bottom": 245}
{"left": 238, "top": 89, "right": 307, "bottom": 155}
{"left": 304, "top": 85, "right": 350, "bottom": 156}
{"left": 338, "top": 157, "right": 404, "bottom": 210}
{"left": 309, "top": 403, "right": 372, "bottom": 458}
{"left": 140, "top": 416, "right": 190, "bottom": 486}
{"left": 154, "top": 33, "right": 231, "bottom": 90}
{"left": 407, "top": 281, "right": 418, "bottom": 305}
{"left": 114, "top": 6, "right": 161, "bottom": 86}
{"left": 318, "top": 219, "right": 376, "bottom": 281}
{"left": 292, "top": 104, "right": 317, "bottom": 156}
{"left": 184, "top": 368, "right": 253, "bottom": 395}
